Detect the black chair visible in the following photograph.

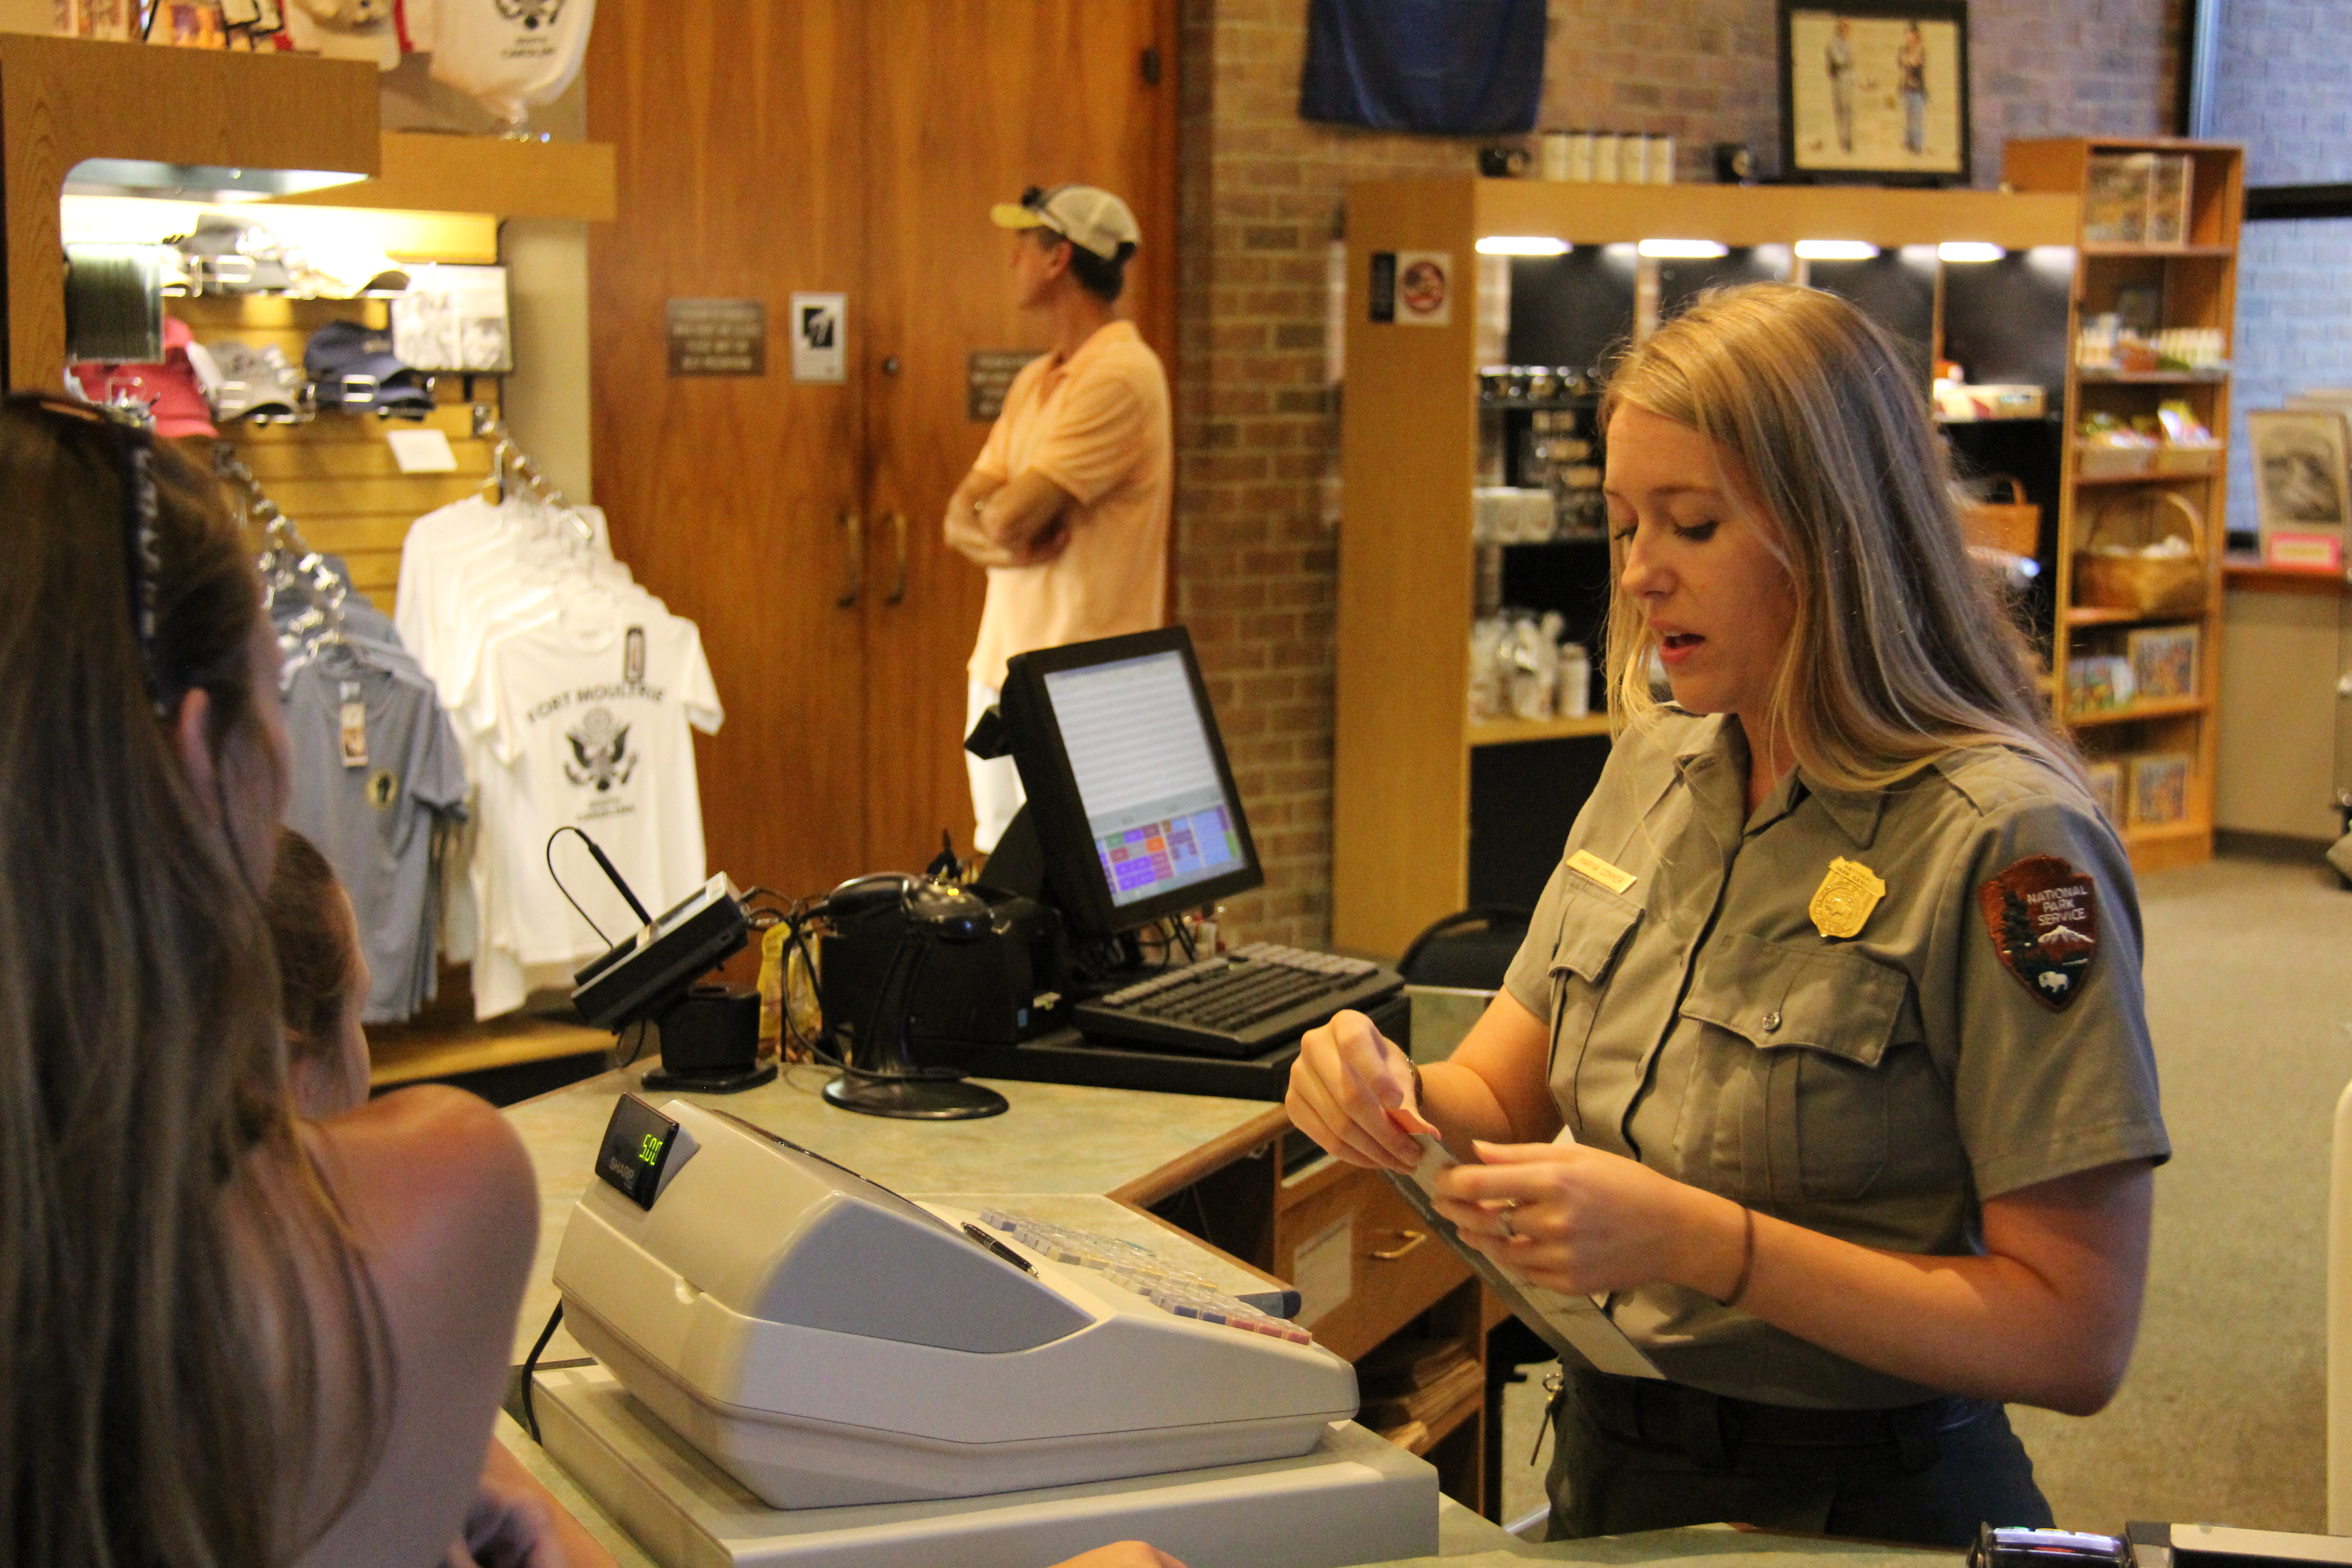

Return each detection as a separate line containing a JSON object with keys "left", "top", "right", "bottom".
{"left": 1396, "top": 905, "right": 1531, "bottom": 992}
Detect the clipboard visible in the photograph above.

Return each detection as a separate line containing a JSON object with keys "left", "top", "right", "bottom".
{"left": 1383, "top": 1133, "right": 1664, "bottom": 1380}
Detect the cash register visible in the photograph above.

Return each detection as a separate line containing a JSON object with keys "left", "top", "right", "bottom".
{"left": 536, "top": 1092, "right": 1441, "bottom": 1567}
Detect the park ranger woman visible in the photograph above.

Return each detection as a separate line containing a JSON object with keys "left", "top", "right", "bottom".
{"left": 1289, "top": 284, "right": 2167, "bottom": 1545}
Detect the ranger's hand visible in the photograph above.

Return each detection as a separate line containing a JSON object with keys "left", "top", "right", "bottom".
{"left": 1286, "top": 1009, "right": 1436, "bottom": 1172}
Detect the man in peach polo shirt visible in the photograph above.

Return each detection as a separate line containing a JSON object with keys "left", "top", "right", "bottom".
{"left": 946, "top": 183, "right": 1172, "bottom": 852}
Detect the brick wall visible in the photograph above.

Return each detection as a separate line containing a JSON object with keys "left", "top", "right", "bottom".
{"left": 1176, "top": 0, "right": 2183, "bottom": 951}
{"left": 2212, "top": 0, "right": 2352, "bottom": 186}
{"left": 2209, "top": 0, "right": 2352, "bottom": 542}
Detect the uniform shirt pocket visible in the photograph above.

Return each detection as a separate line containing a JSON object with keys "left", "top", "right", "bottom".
{"left": 1676, "top": 934, "right": 1920, "bottom": 1205}
{"left": 1543, "top": 880, "right": 1643, "bottom": 1129}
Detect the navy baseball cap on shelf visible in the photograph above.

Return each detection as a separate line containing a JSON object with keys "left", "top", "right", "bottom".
{"left": 304, "top": 318, "right": 436, "bottom": 418}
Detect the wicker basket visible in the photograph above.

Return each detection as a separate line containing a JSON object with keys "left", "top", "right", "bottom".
{"left": 1960, "top": 474, "right": 2042, "bottom": 557}
{"left": 2072, "top": 490, "right": 2207, "bottom": 617}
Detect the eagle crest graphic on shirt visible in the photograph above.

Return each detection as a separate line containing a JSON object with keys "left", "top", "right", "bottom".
{"left": 564, "top": 707, "right": 637, "bottom": 793}
{"left": 495, "top": 0, "right": 565, "bottom": 28}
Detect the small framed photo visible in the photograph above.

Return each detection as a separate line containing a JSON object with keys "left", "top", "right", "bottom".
{"left": 2085, "top": 760, "right": 2124, "bottom": 824}
{"left": 1779, "top": 2, "right": 1970, "bottom": 186}
{"left": 2128, "top": 752, "right": 2192, "bottom": 828}
{"left": 2248, "top": 408, "right": 2352, "bottom": 566}
{"left": 2126, "top": 624, "right": 2199, "bottom": 702}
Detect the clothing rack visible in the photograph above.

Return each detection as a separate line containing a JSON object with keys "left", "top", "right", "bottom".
{"left": 216, "top": 442, "right": 346, "bottom": 644}
{"left": 469, "top": 403, "right": 595, "bottom": 549}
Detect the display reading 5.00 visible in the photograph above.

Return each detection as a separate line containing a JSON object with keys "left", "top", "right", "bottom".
{"left": 597, "top": 1093, "right": 680, "bottom": 1210}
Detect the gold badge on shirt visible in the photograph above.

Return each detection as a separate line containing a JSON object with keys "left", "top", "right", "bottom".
{"left": 1808, "top": 857, "right": 1886, "bottom": 940}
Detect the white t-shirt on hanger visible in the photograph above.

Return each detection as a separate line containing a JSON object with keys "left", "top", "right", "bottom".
{"left": 472, "top": 595, "right": 721, "bottom": 969}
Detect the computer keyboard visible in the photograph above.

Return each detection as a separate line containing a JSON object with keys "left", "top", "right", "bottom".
{"left": 974, "top": 1210, "right": 1312, "bottom": 1343}
{"left": 1071, "top": 941, "right": 1404, "bottom": 1059}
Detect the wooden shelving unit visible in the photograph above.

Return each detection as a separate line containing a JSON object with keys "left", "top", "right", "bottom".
{"left": 2005, "top": 137, "right": 2244, "bottom": 872}
{"left": 1333, "top": 178, "right": 2081, "bottom": 958}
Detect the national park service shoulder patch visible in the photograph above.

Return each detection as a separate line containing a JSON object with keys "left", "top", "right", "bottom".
{"left": 1977, "top": 854, "right": 2099, "bottom": 1011}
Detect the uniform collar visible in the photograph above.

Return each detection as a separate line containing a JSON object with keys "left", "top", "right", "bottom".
{"left": 1795, "top": 773, "right": 1887, "bottom": 849}
{"left": 1671, "top": 713, "right": 1886, "bottom": 848}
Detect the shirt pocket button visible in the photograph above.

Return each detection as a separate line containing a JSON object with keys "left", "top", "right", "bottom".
{"left": 1761, "top": 1010, "right": 1781, "bottom": 1033}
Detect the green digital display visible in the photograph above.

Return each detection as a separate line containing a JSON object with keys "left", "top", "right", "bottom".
{"left": 597, "top": 1093, "right": 680, "bottom": 1210}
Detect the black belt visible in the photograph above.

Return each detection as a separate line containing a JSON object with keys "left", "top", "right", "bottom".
{"left": 1569, "top": 1367, "right": 1989, "bottom": 1473}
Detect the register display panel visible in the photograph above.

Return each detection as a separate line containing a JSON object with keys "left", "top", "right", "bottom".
{"left": 1044, "top": 651, "right": 1246, "bottom": 908}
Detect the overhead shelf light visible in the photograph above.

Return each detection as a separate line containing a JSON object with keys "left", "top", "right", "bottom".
{"left": 63, "top": 159, "right": 368, "bottom": 204}
{"left": 1637, "top": 238, "right": 1728, "bottom": 260}
{"left": 1794, "top": 239, "right": 1879, "bottom": 261}
{"left": 1476, "top": 235, "right": 1571, "bottom": 256}
{"left": 1938, "top": 241, "right": 2006, "bottom": 263}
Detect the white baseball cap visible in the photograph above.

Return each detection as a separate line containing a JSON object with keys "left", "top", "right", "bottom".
{"left": 990, "top": 185, "right": 1142, "bottom": 260}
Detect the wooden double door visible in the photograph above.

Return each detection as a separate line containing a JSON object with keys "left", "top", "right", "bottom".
{"left": 586, "top": 0, "right": 1176, "bottom": 902}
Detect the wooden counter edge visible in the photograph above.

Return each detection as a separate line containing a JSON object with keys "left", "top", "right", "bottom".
{"left": 1107, "top": 1103, "right": 1291, "bottom": 1209}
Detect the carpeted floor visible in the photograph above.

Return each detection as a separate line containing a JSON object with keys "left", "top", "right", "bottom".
{"left": 1494, "top": 855, "right": 2352, "bottom": 1535}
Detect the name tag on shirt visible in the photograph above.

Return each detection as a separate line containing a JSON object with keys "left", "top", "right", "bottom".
{"left": 1565, "top": 849, "right": 1636, "bottom": 896}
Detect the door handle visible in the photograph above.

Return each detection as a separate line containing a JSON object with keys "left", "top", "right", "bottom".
{"left": 837, "top": 509, "right": 862, "bottom": 608}
{"left": 885, "top": 510, "right": 907, "bottom": 605}
{"left": 1369, "top": 1229, "right": 1428, "bottom": 1262}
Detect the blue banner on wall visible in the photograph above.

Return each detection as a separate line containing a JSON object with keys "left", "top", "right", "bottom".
{"left": 1298, "top": 0, "right": 1546, "bottom": 135}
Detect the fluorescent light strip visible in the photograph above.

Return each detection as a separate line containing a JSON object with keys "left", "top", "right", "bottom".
{"left": 1476, "top": 235, "right": 1571, "bottom": 256}
{"left": 1637, "top": 238, "right": 1727, "bottom": 260}
{"left": 1939, "top": 241, "right": 2005, "bottom": 263}
{"left": 1793, "top": 239, "right": 1879, "bottom": 261}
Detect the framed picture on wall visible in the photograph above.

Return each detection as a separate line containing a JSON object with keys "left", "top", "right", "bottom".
{"left": 1779, "top": 1, "right": 1970, "bottom": 186}
{"left": 2248, "top": 408, "right": 2352, "bottom": 568}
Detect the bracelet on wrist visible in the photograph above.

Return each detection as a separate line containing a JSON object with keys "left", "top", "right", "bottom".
{"left": 1720, "top": 1205, "right": 1757, "bottom": 1308}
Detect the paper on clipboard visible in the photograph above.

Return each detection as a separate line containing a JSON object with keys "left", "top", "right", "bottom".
{"left": 1385, "top": 1132, "right": 1664, "bottom": 1380}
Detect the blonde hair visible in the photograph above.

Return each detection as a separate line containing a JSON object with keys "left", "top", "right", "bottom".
{"left": 1599, "top": 283, "right": 2078, "bottom": 790}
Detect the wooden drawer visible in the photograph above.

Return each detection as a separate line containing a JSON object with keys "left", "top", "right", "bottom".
{"left": 1274, "top": 1160, "right": 1470, "bottom": 1363}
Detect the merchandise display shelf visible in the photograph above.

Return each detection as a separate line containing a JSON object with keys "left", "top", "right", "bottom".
{"left": 2079, "top": 242, "right": 2234, "bottom": 258}
{"left": 2005, "top": 135, "right": 2242, "bottom": 876}
{"left": 2077, "top": 369, "right": 2231, "bottom": 385}
{"left": 2224, "top": 559, "right": 2352, "bottom": 596}
{"left": 2066, "top": 604, "right": 2202, "bottom": 626}
{"left": 2067, "top": 695, "right": 2210, "bottom": 729}
{"left": 2074, "top": 465, "right": 2224, "bottom": 486}
{"left": 1465, "top": 713, "right": 1612, "bottom": 747}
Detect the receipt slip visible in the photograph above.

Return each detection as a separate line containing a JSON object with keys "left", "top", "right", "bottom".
{"left": 1385, "top": 1132, "right": 1663, "bottom": 1380}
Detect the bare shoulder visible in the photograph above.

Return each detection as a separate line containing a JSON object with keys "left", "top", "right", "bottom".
{"left": 314, "top": 1085, "right": 536, "bottom": 1254}
{"left": 289, "top": 1088, "right": 538, "bottom": 1566}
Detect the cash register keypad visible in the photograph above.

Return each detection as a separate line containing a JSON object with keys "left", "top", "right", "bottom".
{"left": 978, "top": 1210, "right": 1313, "bottom": 1344}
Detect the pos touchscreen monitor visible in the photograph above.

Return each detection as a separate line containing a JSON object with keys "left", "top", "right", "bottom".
{"left": 994, "top": 627, "right": 1263, "bottom": 941}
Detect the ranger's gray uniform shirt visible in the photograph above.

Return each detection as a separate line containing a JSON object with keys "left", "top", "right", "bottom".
{"left": 1503, "top": 711, "right": 2169, "bottom": 1409}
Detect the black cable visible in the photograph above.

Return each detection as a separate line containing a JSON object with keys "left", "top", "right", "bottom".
{"left": 544, "top": 827, "right": 615, "bottom": 945}
{"left": 519, "top": 1300, "right": 564, "bottom": 1444}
